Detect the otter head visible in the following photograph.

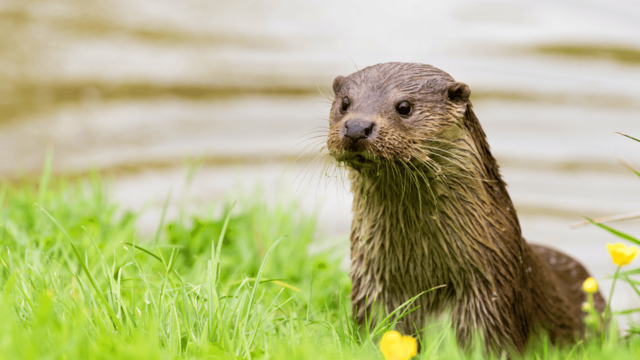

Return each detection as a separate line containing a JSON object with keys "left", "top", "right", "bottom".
{"left": 327, "top": 62, "right": 473, "bottom": 175}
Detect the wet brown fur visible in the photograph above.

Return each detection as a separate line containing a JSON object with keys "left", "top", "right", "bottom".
{"left": 325, "top": 62, "right": 605, "bottom": 351}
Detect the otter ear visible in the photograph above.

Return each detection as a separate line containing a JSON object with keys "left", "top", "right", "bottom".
{"left": 333, "top": 76, "right": 345, "bottom": 94}
{"left": 447, "top": 82, "right": 471, "bottom": 103}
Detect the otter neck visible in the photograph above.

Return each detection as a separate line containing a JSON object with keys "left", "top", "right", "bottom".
{"left": 348, "top": 141, "right": 523, "bottom": 303}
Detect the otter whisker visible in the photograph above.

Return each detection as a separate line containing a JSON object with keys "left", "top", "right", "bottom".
{"left": 405, "top": 159, "right": 437, "bottom": 206}
{"left": 407, "top": 152, "right": 454, "bottom": 199}
{"left": 294, "top": 149, "right": 331, "bottom": 188}
{"left": 291, "top": 141, "right": 327, "bottom": 169}
{"left": 296, "top": 131, "right": 329, "bottom": 145}
{"left": 305, "top": 124, "right": 331, "bottom": 131}
{"left": 300, "top": 131, "right": 330, "bottom": 139}
{"left": 408, "top": 150, "right": 441, "bottom": 175}
{"left": 423, "top": 152, "right": 493, "bottom": 183}
{"left": 284, "top": 142, "right": 324, "bottom": 180}
{"left": 295, "top": 139, "right": 328, "bottom": 155}
{"left": 417, "top": 148, "right": 482, "bottom": 178}
{"left": 301, "top": 131, "right": 330, "bottom": 138}
{"left": 316, "top": 83, "right": 333, "bottom": 102}
{"left": 397, "top": 160, "right": 423, "bottom": 208}
{"left": 295, "top": 139, "right": 328, "bottom": 156}
{"left": 404, "top": 160, "right": 432, "bottom": 212}
{"left": 423, "top": 137, "right": 465, "bottom": 148}
{"left": 326, "top": 161, "right": 347, "bottom": 195}
{"left": 309, "top": 155, "right": 343, "bottom": 198}
{"left": 301, "top": 135, "right": 329, "bottom": 142}
{"left": 418, "top": 145, "right": 480, "bottom": 172}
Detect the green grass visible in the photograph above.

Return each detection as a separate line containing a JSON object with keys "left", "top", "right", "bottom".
{"left": 1, "top": 167, "right": 640, "bottom": 359}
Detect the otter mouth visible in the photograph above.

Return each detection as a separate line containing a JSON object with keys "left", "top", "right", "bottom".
{"left": 335, "top": 151, "right": 378, "bottom": 169}
{"left": 351, "top": 154, "right": 369, "bottom": 164}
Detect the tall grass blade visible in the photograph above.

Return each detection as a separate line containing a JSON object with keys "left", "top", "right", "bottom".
{"left": 616, "top": 132, "right": 640, "bottom": 143}
{"left": 34, "top": 204, "right": 125, "bottom": 333}
{"left": 240, "top": 235, "right": 286, "bottom": 356}
{"left": 154, "top": 188, "right": 172, "bottom": 246}
{"left": 584, "top": 217, "right": 640, "bottom": 246}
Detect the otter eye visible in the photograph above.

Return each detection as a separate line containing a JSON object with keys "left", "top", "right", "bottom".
{"left": 396, "top": 101, "right": 412, "bottom": 116}
{"left": 341, "top": 97, "right": 350, "bottom": 112}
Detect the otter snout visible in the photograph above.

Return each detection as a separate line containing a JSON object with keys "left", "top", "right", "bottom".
{"left": 343, "top": 118, "right": 375, "bottom": 149}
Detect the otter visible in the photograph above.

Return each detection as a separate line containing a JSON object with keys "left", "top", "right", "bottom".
{"left": 325, "top": 62, "right": 605, "bottom": 351}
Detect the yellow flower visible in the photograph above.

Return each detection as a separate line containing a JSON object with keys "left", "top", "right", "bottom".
{"left": 582, "top": 277, "right": 598, "bottom": 293}
{"left": 607, "top": 243, "right": 639, "bottom": 266}
{"left": 380, "top": 331, "right": 417, "bottom": 360}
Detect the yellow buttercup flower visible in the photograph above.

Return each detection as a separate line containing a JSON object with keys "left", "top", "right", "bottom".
{"left": 582, "top": 277, "right": 598, "bottom": 293}
{"left": 380, "top": 331, "right": 417, "bottom": 360}
{"left": 607, "top": 243, "right": 639, "bottom": 266}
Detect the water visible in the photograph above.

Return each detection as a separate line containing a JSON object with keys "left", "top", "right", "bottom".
{"left": 2, "top": 0, "right": 640, "bottom": 327}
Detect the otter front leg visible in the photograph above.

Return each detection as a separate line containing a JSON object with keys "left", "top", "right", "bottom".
{"left": 351, "top": 294, "right": 378, "bottom": 329}
{"left": 449, "top": 290, "right": 526, "bottom": 352}
{"left": 349, "top": 227, "right": 382, "bottom": 329}
{"left": 349, "top": 264, "right": 380, "bottom": 329}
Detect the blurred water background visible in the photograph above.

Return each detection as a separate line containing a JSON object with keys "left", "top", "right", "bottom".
{"left": 2, "top": 0, "right": 640, "bottom": 326}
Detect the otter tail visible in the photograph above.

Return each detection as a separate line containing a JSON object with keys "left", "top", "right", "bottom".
{"left": 530, "top": 244, "right": 606, "bottom": 314}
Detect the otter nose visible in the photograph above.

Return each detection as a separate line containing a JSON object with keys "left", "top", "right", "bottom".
{"left": 344, "top": 118, "right": 375, "bottom": 142}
